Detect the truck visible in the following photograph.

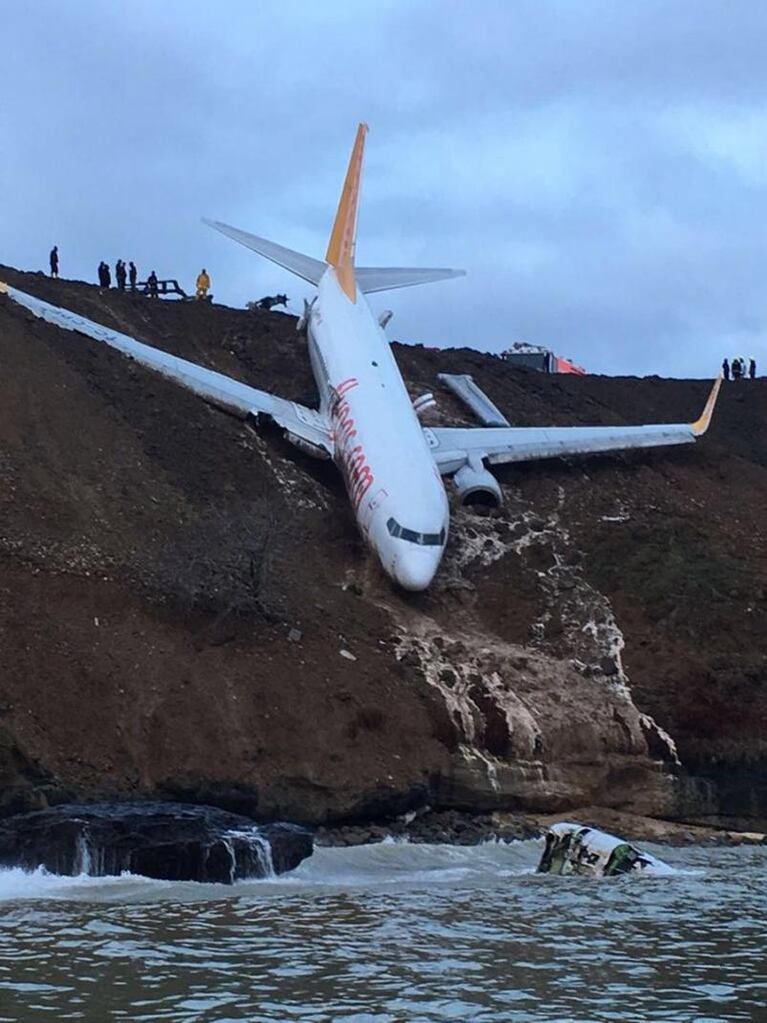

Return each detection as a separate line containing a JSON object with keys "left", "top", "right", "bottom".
{"left": 500, "top": 342, "right": 586, "bottom": 375}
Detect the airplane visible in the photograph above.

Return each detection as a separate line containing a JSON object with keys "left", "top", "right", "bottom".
{"left": 0, "top": 123, "right": 721, "bottom": 591}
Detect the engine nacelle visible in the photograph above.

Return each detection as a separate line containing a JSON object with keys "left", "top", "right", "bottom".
{"left": 412, "top": 392, "right": 436, "bottom": 418}
{"left": 452, "top": 462, "right": 503, "bottom": 508}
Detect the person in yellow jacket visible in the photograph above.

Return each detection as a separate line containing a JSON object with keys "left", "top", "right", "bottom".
{"left": 195, "top": 268, "right": 211, "bottom": 300}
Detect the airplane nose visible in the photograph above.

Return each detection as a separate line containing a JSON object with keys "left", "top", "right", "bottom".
{"left": 393, "top": 550, "right": 440, "bottom": 591}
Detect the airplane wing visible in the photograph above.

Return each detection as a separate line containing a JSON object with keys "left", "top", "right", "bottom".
{"left": 426, "top": 377, "right": 722, "bottom": 474}
{"left": 0, "top": 282, "right": 333, "bottom": 457}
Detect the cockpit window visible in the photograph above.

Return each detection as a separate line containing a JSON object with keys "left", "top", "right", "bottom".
{"left": 387, "top": 517, "right": 446, "bottom": 547}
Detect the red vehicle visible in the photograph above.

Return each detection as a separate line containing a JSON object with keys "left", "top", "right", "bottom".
{"left": 552, "top": 354, "right": 586, "bottom": 375}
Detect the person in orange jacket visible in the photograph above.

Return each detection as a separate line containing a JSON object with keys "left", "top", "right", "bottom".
{"left": 195, "top": 269, "right": 211, "bottom": 300}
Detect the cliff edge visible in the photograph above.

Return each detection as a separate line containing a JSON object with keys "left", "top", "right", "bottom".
{"left": 1, "top": 266, "right": 765, "bottom": 830}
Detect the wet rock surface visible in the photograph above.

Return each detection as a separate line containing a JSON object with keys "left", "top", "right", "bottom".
{"left": 0, "top": 802, "right": 313, "bottom": 882}
{"left": 1, "top": 266, "right": 766, "bottom": 834}
{"left": 317, "top": 807, "right": 766, "bottom": 848}
{"left": 316, "top": 809, "right": 541, "bottom": 847}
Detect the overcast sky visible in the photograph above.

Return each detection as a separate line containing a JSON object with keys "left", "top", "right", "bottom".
{"left": 3, "top": 0, "right": 767, "bottom": 376}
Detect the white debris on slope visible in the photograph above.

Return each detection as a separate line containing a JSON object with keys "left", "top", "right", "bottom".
{"left": 392, "top": 618, "right": 544, "bottom": 793}
{"left": 600, "top": 502, "right": 631, "bottom": 524}
{"left": 459, "top": 745, "right": 501, "bottom": 793}
{"left": 640, "top": 713, "right": 681, "bottom": 765}
{"left": 532, "top": 487, "right": 678, "bottom": 764}
{"left": 243, "top": 426, "right": 328, "bottom": 510}
{"left": 392, "top": 613, "right": 544, "bottom": 761}
{"left": 398, "top": 482, "right": 680, "bottom": 769}
{"left": 444, "top": 505, "right": 558, "bottom": 575}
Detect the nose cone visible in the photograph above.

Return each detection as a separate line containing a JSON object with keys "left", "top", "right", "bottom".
{"left": 393, "top": 549, "right": 441, "bottom": 592}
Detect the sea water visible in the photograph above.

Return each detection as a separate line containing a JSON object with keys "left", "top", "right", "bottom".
{"left": 0, "top": 840, "right": 765, "bottom": 1021}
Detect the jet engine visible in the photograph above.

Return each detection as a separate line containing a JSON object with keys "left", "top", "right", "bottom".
{"left": 412, "top": 392, "right": 436, "bottom": 418}
{"left": 452, "top": 462, "right": 503, "bottom": 507}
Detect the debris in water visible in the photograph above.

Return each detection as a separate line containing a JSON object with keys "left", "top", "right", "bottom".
{"left": 537, "top": 822, "right": 670, "bottom": 876}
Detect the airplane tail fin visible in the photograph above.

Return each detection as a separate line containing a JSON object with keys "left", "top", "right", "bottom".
{"left": 202, "top": 219, "right": 326, "bottom": 286}
{"left": 206, "top": 123, "right": 465, "bottom": 296}
{"left": 325, "top": 122, "right": 368, "bottom": 301}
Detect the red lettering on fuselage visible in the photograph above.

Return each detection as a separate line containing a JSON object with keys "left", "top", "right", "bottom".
{"left": 329, "top": 379, "right": 375, "bottom": 509}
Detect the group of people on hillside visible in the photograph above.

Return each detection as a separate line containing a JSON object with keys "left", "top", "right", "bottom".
{"left": 48, "top": 247, "right": 209, "bottom": 301}
{"left": 722, "top": 356, "right": 756, "bottom": 380}
{"left": 97, "top": 260, "right": 138, "bottom": 291}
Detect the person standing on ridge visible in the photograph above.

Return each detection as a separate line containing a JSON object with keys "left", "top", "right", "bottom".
{"left": 722, "top": 358, "right": 730, "bottom": 381}
{"left": 732, "top": 357, "right": 742, "bottom": 380}
{"left": 195, "top": 268, "right": 211, "bottom": 300}
{"left": 49, "top": 246, "right": 59, "bottom": 278}
{"left": 749, "top": 357, "right": 757, "bottom": 379}
{"left": 115, "top": 260, "right": 127, "bottom": 291}
{"left": 128, "top": 261, "right": 137, "bottom": 290}
{"left": 147, "top": 270, "right": 159, "bottom": 298}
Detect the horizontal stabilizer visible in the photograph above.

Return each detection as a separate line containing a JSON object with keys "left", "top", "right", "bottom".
{"left": 203, "top": 219, "right": 327, "bottom": 285}
{"left": 356, "top": 266, "right": 466, "bottom": 294}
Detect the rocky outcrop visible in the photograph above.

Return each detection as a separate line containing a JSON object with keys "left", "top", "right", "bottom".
{"left": 1, "top": 265, "right": 765, "bottom": 832}
{"left": 0, "top": 727, "right": 66, "bottom": 817}
{"left": 0, "top": 803, "right": 313, "bottom": 882}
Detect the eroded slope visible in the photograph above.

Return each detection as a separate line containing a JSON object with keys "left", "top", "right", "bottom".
{"left": 1, "top": 266, "right": 765, "bottom": 828}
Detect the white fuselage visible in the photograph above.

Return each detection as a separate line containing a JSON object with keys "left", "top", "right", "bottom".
{"left": 307, "top": 268, "right": 449, "bottom": 590}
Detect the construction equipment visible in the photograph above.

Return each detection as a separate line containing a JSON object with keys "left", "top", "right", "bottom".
{"left": 134, "top": 279, "right": 190, "bottom": 299}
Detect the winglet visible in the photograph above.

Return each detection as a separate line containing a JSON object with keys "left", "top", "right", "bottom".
{"left": 690, "top": 376, "right": 723, "bottom": 436}
{"left": 325, "top": 123, "right": 368, "bottom": 302}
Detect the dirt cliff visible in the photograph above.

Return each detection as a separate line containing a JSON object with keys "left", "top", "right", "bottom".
{"left": 1, "top": 265, "right": 765, "bottom": 830}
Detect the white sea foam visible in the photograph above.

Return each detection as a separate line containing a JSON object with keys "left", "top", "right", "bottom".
{"left": 0, "top": 865, "right": 164, "bottom": 902}
{"left": 0, "top": 837, "right": 697, "bottom": 904}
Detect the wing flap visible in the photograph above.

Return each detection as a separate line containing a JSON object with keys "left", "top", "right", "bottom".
{"left": 3, "top": 283, "right": 332, "bottom": 455}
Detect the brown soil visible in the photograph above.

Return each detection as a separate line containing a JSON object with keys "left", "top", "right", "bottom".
{"left": 1, "top": 265, "right": 765, "bottom": 828}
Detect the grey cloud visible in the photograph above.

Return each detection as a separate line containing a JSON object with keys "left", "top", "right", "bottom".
{"left": 2, "top": 0, "right": 767, "bottom": 378}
